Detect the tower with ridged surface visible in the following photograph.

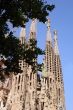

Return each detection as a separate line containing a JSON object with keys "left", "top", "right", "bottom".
{"left": 39, "top": 19, "right": 57, "bottom": 110}
{"left": 54, "top": 30, "right": 66, "bottom": 110}
{"left": 0, "top": 18, "right": 66, "bottom": 110}
{"left": 5, "top": 25, "right": 27, "bottom": 110}
{"left": 25, "top": 19, "right": 37, "bottom": 110}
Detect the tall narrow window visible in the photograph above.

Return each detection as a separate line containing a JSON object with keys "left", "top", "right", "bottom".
{"left": 18, "top": 75, "right": 20, "bottom": 84}
{"left": 58, "top": 88, "right": 60, "bottom": 96}
{"left": 50, "top": 78, "right": 52, "bottom": 83}
{"left": 30, "top": 73, "right": 32, "bottom": 80}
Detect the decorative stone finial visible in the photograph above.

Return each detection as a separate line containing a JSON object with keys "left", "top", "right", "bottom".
{"left": 30, "top": 18, "right": 37, "bottom": 33}
{"left": 20, "top": 27, "right": 26, "bottom": 38}
{"left": 46, "top": 18, "right": 52, "bottom": 42}
{"left": 47, "top": 18, "right": 50, "bottom": 30}
{"left": 54, "top": 30, "right": 59, "bottom": 55}
{"left": 54, "top": 30, "right": 57, "bottom": 35}
{"left": 20, "top": 26, "right": 26, "bottom": 44}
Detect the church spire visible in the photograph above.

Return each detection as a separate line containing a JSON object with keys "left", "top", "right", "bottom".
{"left": 46, "top": 18, "right": 52, "bottom": 42}
{"left": 45, "top": 18, "right": 53, "bottom": 72}
{"left": 29, "top": 18, "right": 37, "bottom": 40}
{"left": 54, "top": 30, "right": 66, "bottom": 110}
{"left": 54, "top": 30, "right": 59, "bottom": 55}
{"left": 20, "top": 25, "right": 26, "bottom": 44}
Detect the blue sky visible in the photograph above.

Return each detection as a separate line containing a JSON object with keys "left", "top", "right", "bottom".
{"left": 14, "top": 0, "right": 73, "bottom": 110}
{"left": 49, "top": 1, "right": 73, "bottom": 110}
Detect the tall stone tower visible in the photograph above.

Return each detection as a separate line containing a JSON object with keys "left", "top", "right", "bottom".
{"left": 0, "top": 18, "right": 66, "bottom": 110}
{"left": 36, "top": 19, "right": 66, "bottom": 110}
{"left": 42, "top": 19, "right": 57, "bottom": 110}
{"left": 5, "top": 25, "right": 27, "bottom": 110}
{"left": 25, "top": 19, "right": 37, "bottom": 110}
{"left": 54, "top": 31, "right": 66, "bottom": 110}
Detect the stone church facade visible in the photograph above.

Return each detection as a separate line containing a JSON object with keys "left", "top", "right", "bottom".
{"left": 0, "top": 19, "right": 66, "bottom": 110}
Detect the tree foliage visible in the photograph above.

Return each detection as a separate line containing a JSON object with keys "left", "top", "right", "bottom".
{"left": 0, "top": 0, "right": 54, "bottom": 80}
{"left": 0, "top": 0, "right": 54, "bottom": 26}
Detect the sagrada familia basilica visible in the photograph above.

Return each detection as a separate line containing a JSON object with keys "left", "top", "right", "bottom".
{"left": 0, "top": 19, "right": 66, "bottom": 110}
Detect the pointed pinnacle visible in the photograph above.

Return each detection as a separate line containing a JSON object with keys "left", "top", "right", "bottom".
{"left": 29, "top": 18, "right": 37, "bottom": 40}
{"left": 20, "top": 26, "right": 26, "bottom": 44}
{"left": 30, "top": 18, "right": 37, "bottom": 33}
{"left": 54, "top": 30, "right": 59, "bottom": 55}
{"left": 47, "top": 18, "right": 51, "bottom": 30}
{"left": 46, "top": 18, "right": 52, "bottom": 42}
